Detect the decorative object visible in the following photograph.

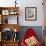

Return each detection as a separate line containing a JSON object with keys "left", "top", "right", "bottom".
{"left": 5, "top": 18, "right": 8, "bottom": 24}
{"left": 9, "top": 10, "right": 18, "bottom": 15}
{"left": 25, "top": 7, "right": 37, "bottom": 21}
{"left": 2, "top": 10, "right": 9, "bottom": 15}
{"left": 9, "top": 10, "right": 15, "bottom": 15}
{"left": 13, "top": 32, "right": 18, "bottom": 41}
{"left": 2, "top": 16, "right": 8, "bottom": 24}
{"left": 15, "top": 0, "right": 17, "bottom": 7}
{"left": 2, "top": 28, "right": 13, "bottom": 41}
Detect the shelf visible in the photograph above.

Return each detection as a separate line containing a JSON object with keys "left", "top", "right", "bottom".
{"left": 0, "top": 7, "right": 19, "bottom": 24}
{"left": 0, "top": 24, "right": 20, "bottom": 32}
{"left": 1, "top": 15, "right": 18, "bottom": 24}
{"left": 0, "top": 7, "right": 20, "bottom": 46}
{"left": 0, "top": 7, "right": 19, "bottom": 16}
{"left": 0, "top": 7, "right": 19, "bottom": 10}
{"left": 2, "top": 40, "right": 19, "bottom": 43}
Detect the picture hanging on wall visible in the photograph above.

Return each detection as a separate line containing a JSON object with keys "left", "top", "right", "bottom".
{"left": 25, "top": 7, "right": 37, "bottom": 21}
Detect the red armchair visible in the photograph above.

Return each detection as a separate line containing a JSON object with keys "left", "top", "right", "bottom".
{"left": 21, "top": 28, "right": 41, "bottom": 46}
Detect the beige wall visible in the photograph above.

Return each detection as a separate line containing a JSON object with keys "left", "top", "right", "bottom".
{"left": 43, "top": 0, "right": 46, "bottom": 46}
{"left": 44, "top": 0, "right": 46, "bottom": 26}
{"left": 0, "top": 0, "right": 44, "bottom": 26}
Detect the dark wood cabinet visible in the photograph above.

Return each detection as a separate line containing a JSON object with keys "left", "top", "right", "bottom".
{"left": 0, "top": 7, "right": 19, "bottom": 46}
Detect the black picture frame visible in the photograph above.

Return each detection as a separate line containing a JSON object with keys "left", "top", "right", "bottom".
{"left": 25, "top": 7, "right": 37, "bottom": 21}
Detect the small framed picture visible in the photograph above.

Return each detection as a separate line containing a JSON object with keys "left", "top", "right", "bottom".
{"left": 25, "top": 7, "right": 37, "bottom": 21}
{"left": 2, "top": 10, "right": 9, "bottom": 15}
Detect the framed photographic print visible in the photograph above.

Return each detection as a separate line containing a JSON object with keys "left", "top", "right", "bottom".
{"left": 25, "top": 7, "right": 37, "bottom": 21}
{"left": 2, "top": 10, "right": 9, "bottom": 15}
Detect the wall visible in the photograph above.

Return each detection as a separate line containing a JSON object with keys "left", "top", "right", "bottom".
{"left": 43, "top": 0, "right": 46, "bottom": 26}
{"left": 0, "top": 0, "right": 44, "bottom": 45}
{"left": 0, "top": 0, "right": 44, "bottom": 26}
{"left": 18, "top": 0, "right": 44, "bottom": 26}
{"left": 43, "top": 0, "right": 46, "bottom": 46}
